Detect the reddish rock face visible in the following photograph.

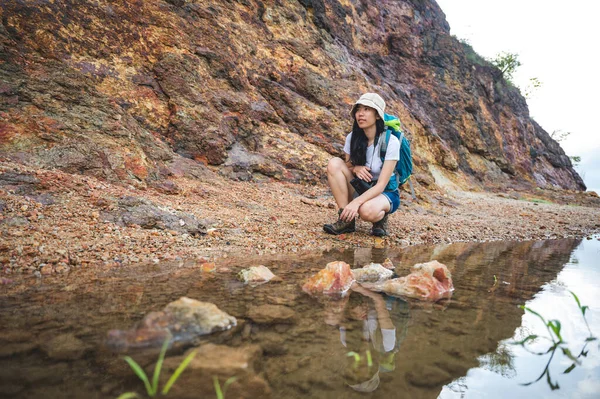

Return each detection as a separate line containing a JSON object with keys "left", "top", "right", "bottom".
{"left": 302, "top": 260, "right": 355, "bottom": 295}
{"left": 0, "top": 0, "right": 585, "bottom": 191}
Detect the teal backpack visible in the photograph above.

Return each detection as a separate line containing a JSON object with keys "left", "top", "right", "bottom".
{"left": 379, "top": 114, "right": 414, "bottom": 195}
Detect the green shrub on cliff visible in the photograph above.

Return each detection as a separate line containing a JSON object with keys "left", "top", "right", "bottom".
{"left": 490, "top": 52, "right": 521, "bottom": 83}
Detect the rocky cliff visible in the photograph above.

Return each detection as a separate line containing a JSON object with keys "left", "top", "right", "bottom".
{"left": 0, "top": 0, "right": 586, "bottom": 192}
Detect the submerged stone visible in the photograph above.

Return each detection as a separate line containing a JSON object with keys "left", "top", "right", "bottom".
{"left": 106, "top": 297, "right": 236, "bottom": 352}
{"left": 362, "top": 260, "right": 454, "bottom": 302}
{"left": 41, "top": 333, "right": 88, "bottom": 361}
{"left": 159, "top": 343, "right": 271, "bottom": 399}
{"left": 247, "top": 304, "right": 296, "bottom": 324}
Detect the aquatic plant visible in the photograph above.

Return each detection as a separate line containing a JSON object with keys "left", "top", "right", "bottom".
{"left": 366, "top": 350, "right": 373, "bottom": 368}
{"left": 513, "top": 290, "right": 596, "bottom": 390}
{"left": 346, "top": 350, "right": 373, "bottom": 369}
{"left": 213, "top": 376, "right": 237, "bottom": 399}
{"left": 569, "top": 291, "right": 596, "bottom": 341}
{"left": 117, "top": 337, "right": 197, "bottom": 398}
{"left": 346, "top": 351, "right": 361, "bottom": 369}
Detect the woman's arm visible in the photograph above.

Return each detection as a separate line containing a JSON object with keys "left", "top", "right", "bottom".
{"left": 340, "top": 160, "right": 396, "bottom": 221}
{"left": 354, "top": 159, "right": 397, "bottom": 205}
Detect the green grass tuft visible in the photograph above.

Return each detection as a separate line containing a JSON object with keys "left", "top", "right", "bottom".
{"left": 117, "top": 336, "right": 197, "bottom": 398}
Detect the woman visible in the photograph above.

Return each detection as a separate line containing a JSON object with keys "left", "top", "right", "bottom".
{"left": 323, "top": 93, "right": 400, "bottom": 236}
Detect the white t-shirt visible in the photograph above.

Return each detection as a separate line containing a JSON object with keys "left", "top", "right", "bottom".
{"left": 343, "top": 132, "right": 400, "bottom": 181}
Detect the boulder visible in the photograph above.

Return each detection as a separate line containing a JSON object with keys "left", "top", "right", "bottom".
{"left": 302, "top": 261, "right": 354, "bottom": 295}
{"left": 101, "top": 196, "right": 207, "bottom": 235}
{"left": 362, "top": 260, "right": 454, "bottom": 302}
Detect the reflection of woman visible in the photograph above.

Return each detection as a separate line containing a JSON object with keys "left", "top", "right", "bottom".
{"left": 323, "top": 93, "right": 400, "bottom": 237}
{"left": 333, "top": 283, "right": 409, "bottom": 393}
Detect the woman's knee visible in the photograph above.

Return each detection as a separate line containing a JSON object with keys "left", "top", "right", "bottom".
{"left": 358, "top": 197, "right": 389, "bottom": 222}
{"left": 359, "top": 202, "right": 383, "bottom": 222}
{"left": 327, "top": 157, "right": 346, "bottom": 175}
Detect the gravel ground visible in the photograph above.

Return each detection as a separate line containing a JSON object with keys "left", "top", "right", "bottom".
{"left": 1, "top": 161, "right": 599, "bottom": 278}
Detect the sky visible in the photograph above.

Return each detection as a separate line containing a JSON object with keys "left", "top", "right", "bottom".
{"left": 435, "top": 0, "right": 600, "bottom": 193}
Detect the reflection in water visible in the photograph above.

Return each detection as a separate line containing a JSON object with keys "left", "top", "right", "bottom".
{"left": 0, "top": 238, "right": 598, "bottom": 398}
{"left": 319, "top": 284, "right": 410, "bottom": 393}
{"left": 478, "top": 343, "right": 516, "bottom": 379}
{"left": 441, "top": 237, "right": 600, "bottom": 399}
{"left": 512, "top": 292, "right": 598, "bottom": 391}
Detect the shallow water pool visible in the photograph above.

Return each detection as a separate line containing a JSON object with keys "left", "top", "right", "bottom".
{"left": 0, "top": 237, "right": 598, "bottom": 398}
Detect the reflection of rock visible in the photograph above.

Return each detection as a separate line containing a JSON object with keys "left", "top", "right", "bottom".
{"left": 106, "top": 297, "right": 236, "bottom": 352}
{"left": 238, "top": 265, "right": 278, "bottom": 285}
{"left": 363, "top": 260, "right": 454, "bottom": 301}
{"left": 351, "top": 263, "right": 393, "bottom": 283}
{"left": 41, "top": 333, "right": 89, "bottom": 360}
{"left": 302, "top": 261, "right": 354, "bottom": 295}
{"left": 247, "top": 304, "right": 296, "bottom": 324}
{"left": 160, "top": 343, "right": 271, "bottom": 399}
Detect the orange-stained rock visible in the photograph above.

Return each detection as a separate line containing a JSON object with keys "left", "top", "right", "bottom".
{"left": 302, "top": 261, "right": 354, "bottom": 295}
{"left": 363, "top": 260, "right": 454, "bottom": 302}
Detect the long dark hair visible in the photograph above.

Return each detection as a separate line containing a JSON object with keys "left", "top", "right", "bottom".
{"left": 349, "top": 118, "right": 386, "bottom": 166}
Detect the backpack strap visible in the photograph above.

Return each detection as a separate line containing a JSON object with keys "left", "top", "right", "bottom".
{"left": 379, "top": 129, "right": 391, "bottom": 161}
{"left": 380, "top": 128, "right": 401, "bottom": 192}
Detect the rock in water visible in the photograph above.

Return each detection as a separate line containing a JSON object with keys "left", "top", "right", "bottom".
{"left": 351, "top": 263, "right": 394, "bottom": 283}
{"left": 238, "top": 265, "right": 277, "bottom": 285}
{"left": 106, "top": 297, "right": 236, "bottom": 352}
{"left": 247, "top": 304, "right": 296, "bottom": 324}
{"left": 362, "top": 260, "right": 454, "bottom": 302}
{"left": 302, "top": 261, "right": 354, "bottom": 295}
{"left": 158, "top": 343, "right": 270, "bottom": 399}
{"left": 41, "top": 333, "right": 89, "bottom": 360}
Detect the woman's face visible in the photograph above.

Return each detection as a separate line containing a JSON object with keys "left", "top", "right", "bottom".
{"left": 354, "top": 105, "right": 379, "bottom": 130}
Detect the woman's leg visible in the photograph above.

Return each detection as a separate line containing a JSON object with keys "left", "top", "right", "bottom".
{"left": 327, "top": 157, "right": 354, "bottom": 208}
{"left": 358, "top": 195, "right": 390, "bottom": 223}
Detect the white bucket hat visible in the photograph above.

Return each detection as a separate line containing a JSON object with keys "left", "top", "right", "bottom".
{"left": 351, "top": 93, "right": 385, "bottom": 120}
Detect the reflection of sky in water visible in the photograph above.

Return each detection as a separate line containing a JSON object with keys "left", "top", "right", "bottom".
{"left": 440, "top": 237, "right": 600, "bottom": 398}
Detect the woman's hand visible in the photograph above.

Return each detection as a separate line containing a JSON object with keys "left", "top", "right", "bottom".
{"left": 353, "top": 165, "right": 372, "bottom": 182}
{"left": 341, "top": 200, "right": 360, "bottom": 222}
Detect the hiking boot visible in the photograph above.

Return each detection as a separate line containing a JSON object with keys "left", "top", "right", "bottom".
{"left": 323, "top": 209, "right": 356, "bottom": 235}
{"left": 371, "top": 214, "right": 389, "bottom": 237}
